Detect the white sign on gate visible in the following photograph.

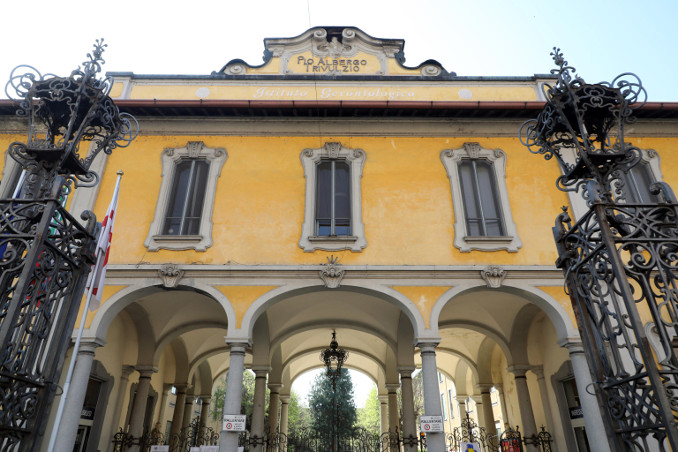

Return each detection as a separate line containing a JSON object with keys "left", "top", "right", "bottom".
{"left": 150, "top": 447, "right": 169, "bottom": 452}
{"left": 420, "top": 415, "right": 443, "bottom": 432}
{"left": 200, "top": 447, "right": 219, "bottom": 452}
{"left": 222, "top": 414, "right": 247, "bottom": 431}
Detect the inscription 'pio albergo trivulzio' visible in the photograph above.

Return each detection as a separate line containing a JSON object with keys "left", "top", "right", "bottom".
{"left": 296, "top": 56, "right": 368, "bottom": 73}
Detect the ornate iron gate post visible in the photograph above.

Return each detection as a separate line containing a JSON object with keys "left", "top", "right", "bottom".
{"left": 520, "top": 49, "right": 678, "bottom": 451}
{"left": 0, "top": 40, "right": 137, "bottom": 451}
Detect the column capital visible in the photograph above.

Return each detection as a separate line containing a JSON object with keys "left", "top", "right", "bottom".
{"left": 268, "top": 383, "right": 283, "bottom": 392}
{"left": 252, "top": 366, "right": 270, "bottom": 377}
{"left": 174, "top": 383, "right": 188, "bottom": 394}
{"left": 135, "top": 365, "right": 158, "bottom": 378}
{"left": 416, "top": 341, "right": 440, "bottom": 353}
{"left": 558, "top": 338, "right": 585, "bottom": 355}
{"left": 398, "top": 367, "right": 416, "bottom": 378}
{"left": 531, "top": 365, "right": 545, "bottom": 379}
{"left": 476, "top": 383, "right": 494, "bottom": 394}
{"left": 378, "top": 395, "right": 389, "bottom": 404}
{"left": 200, "top": 395, "right": 212, "bottom": 403}
{"left": 279, "top": 396, "right": 290, "bottom": 404}
{"left": 227, "top": 341, "right": 250, "bottom": 355}
{"left": 507, "top": 365, "right": 531, "bottom": 377}
{"left": 121, "top": 365, "right": 135, "bottom": 379}
{"left": 77, "top": 339, "right": 106, "bottom": 354}
{"left": 385, "top": 383, "right": 400, "bottom": 393}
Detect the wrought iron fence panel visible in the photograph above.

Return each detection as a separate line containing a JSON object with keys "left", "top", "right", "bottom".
{"left": 555, "top": 203, "right": 678, "bottom": 450}
{"left": 447, "top": 413, "right": 498, "bottom": 451}
{"left": 139, "top": 428, "right": 165, "bottom": 452}
{"left": 499, "top": 427, "right": 523, "bottom": 452}
{"left": 111, "top": 429, "right": 135, "bottom": 452}
{"left": 167, "top": 418, "right": 218, "bottom": 452}
{"left": 0, "top": 187, "right": 96, "bottom": 452}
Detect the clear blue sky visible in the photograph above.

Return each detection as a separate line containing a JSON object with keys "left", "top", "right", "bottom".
{"left": 2, "top": 0, "right": 677, "bottom": 101}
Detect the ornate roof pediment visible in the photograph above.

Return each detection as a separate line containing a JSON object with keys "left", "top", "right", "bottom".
{"left": 217, "top": 26, "right": 452, "bottom": 78}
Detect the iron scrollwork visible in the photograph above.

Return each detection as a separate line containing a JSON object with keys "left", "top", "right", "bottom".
{"left": 522, "top": 49, "right": 678, "bottom": 451}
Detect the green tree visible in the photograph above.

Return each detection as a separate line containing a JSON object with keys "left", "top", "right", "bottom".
{"left": 308, "top": 371, "right": 357, "bottom": 437}
{"left": 357, "top": 387, "right": 380, "bottom": 434}
{"left": 287, "top": 390, "right": 311, "bottom": 434}
{"left": 211, "top": 370, "right": 267, "bottom": 431}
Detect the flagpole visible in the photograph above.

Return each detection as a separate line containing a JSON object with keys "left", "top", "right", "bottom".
{"left": 46, "top": 170, "right": 123, "bottom": 452}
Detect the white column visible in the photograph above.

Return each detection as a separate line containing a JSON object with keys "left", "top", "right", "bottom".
{"left": 52, "top": 341, "right": 101, "bottom": 452}
{"left": 279, "top": 396, "right": 289, "bottom": 436}
{"left": 386, "top": 384, "right": 400, "bottom": 433}
{"left": 199, "top": 395, "right": 211, "bottom": 426}
{"left": 182, "top": 391, "right": 195, "bottom": 429}
{"left": 128, "top": 366, "right": 157, "bottom": 452}
{"left": 250, "top": 368, "right": 268, "bottom": 452}
{"left": 219, "top": 342, "right": 248, "bottom": 452}
{"left": 418, "top": 342, "right": 446, "bottom": 452}
{"left": 478, "top": 384, "right": 498, "bottom": 439}
{"left": 470, "top": 395, "right": 482, "bottom": 429}
{"left": 400, "top": 368, "right": 418, "bottom": 452}
{"left": 169, "top": 384, "right": 187, "bottom": 443}
{"left": 268, "top": 384, "right": 282, "bottom": 435}
{"left": 110, "top": 365, "right": 135, "bottom": 433}
{"left": 494, "top": 383, "right": 510, "bottom": 429}
{"left": 508, "top": 365, "right": 538, "bottom": 449}
{"left": 156, "top": 384, "right": 173, "bottom": 431}
{"left": 379, "top": 396, "right": 389, "bottom": 435}
{"left": 561, "top": 340, "right": 613, "bottom": 452}
{"left": 456, "top": 394, "right": 468, "bottom": 419}
{"left": 531, "top": 366, "right": 555, "bottom": 433}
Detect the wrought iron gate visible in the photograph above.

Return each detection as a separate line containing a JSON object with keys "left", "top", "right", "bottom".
{"left": 112, "top": 419, "right": 219, "bottom": 452}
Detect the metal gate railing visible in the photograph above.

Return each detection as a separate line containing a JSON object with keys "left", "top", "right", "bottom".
{"left": 499, "top": 426, "right": 552, "bottom": 452}
{"left": 112, "top": 419, "right": 218, "bottom": 452}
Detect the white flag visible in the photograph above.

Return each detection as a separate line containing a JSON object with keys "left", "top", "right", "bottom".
{"left": 85, "top": 173, "right": 122, "bottom": 311}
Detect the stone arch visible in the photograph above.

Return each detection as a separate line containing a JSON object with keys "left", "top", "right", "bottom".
{"left": 152, "top": 320, "right": 229, "bottom": 365}
{"left": 87, "top": 282, "right": 236, "bottom": 342}
{"left": 237, "top": 282, "right": 426, "bottom": 340}
{"left": 437, "top": 320, "right": 514, "bottom": 365}
{"left": 430, "top": 281, "right": 578, "bottom": 343}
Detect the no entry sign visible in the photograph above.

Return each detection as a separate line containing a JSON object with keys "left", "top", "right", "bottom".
{"left": 420, "top": 415, "right": 443, "bottom": 432}
{"left": 222, "top": 414, "right": 246, "bottom": 432}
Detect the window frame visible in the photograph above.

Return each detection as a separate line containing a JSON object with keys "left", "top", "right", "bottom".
{"left": 299, "top": 142, "right": 366, "bottom": 252}
{"left": 145, "top": 141, "right": 227, "bottom": 252}
{"left": 441, "top": 143, "right": 521, "bottom": 252}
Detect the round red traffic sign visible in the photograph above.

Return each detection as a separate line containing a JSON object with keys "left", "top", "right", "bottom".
{"left": 424, "top": 424, "right": 430, "bottom": 431}
{"left": 226, "top": 422, "right": 232, "bottom": 429}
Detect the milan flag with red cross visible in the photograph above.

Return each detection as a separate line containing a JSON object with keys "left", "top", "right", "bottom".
{"left": 86, "top": 173, "right": 122, "bottom": 311}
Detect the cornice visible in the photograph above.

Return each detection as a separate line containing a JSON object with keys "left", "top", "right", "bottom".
{"left": 105, "top": 264, "right": 564, "bottom": 283}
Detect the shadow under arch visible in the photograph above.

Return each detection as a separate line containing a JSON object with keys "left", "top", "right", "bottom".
{"left": 236, "top": 281, "right": 427, "bottom": 340}
{"left": 429, "top": 281, "right": 579, "bottom": 343}
{"left": 86, "top": 282, "right": 237, "bottom": 341}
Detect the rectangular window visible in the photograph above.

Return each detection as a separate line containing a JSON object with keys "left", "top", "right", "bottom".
{"left": 163, "top": 159, "right": 209, "bottom": 236}
{"left": 621, "top": 163, "right": 658, "bottom": 203}
{"left": 458, "top": 159, "right": 505, "bottom": 236}
{"left": 441, "top": 393, "right": 447, "bottom": 420}
{"left": 316, "top": 159, "right": 351, "bottom": 236}
{"left": 448, "top": 389, "right": 454, "bottom": 419}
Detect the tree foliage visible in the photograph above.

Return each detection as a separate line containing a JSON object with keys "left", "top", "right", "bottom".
{"left": 357, "top": 386, "right": 380, "bottom": 434}
{"left": 287, "top": 390, "right": 311, "bottom": 434}
{"left": 210, "top": 370, "right": 268, "bottom": 431}
{"left": 308, "top": 371, "right": 357, "bottom": 437}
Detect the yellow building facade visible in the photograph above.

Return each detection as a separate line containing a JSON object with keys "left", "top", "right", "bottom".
{"left": 1, "top": 27, "right": 676, "bottom": 452}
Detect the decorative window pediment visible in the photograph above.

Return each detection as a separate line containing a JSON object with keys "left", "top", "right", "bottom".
{"left": 441, "top": 143, "right": 521, "bottom": 252}
{"left": 299, "top": 142, "right": 366, "bottom": 252}
{"left": 145, "top": 141, "right": 227, "bottom": 252}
